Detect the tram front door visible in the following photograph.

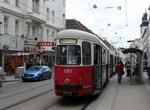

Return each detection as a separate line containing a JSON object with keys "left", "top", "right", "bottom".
{"left": 94, "top": 44, "right": 102, "bottom": 89}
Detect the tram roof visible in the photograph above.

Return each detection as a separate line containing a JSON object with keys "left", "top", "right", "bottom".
{"left": 56, "top": 29, "right": 109, "bottom": 49}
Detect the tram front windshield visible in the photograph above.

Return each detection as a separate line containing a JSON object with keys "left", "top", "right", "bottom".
{"left": 56, "top": 45, "right": 81, "bottom": 65}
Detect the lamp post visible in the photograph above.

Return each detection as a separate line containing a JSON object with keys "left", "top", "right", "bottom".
{"left": 22, "top": 34, "right": 27, "bottom": 71}
{"left": 111, "top": 42, "right": 117, "bottom": 52}
{"left": 39, "top": 47, "right": 45, "bottom": 66}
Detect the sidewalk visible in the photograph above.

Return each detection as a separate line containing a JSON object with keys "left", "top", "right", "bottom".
{"left": 2, "top": 75, "right": 21, "bottom": 82}
{"left": 86, "top": 74, "right": 150, "bottom": 110}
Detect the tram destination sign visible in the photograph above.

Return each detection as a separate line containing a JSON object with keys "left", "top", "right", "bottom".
{"left": 37, "top": 42, "right": 54, "bottom": 46}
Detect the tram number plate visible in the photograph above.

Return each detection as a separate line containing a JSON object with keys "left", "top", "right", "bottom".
{"left": 64, "top": 69, "right": 72, "bottom": 73}
{"left": 63, "top": 92, "right": 72, "bottom": 96}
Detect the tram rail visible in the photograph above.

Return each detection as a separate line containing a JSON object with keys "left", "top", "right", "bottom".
{"left": 0, "top": 89, "right": 54, "bottom": 110}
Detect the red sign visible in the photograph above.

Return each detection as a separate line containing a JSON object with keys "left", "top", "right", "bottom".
{"left": 37, "top": 42, "right": 54, "bottom": 46}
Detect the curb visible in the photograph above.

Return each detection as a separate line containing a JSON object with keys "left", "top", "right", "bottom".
{"left": 2, "top": 79, "right": 21, "bottom": 82}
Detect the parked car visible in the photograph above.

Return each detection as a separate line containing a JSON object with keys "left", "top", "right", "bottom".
{"left": 22, "top": 66, "right": 52, "bottom": 81}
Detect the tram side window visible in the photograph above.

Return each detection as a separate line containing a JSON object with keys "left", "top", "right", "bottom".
{"left": 102, "top": 48, "right": 106, "bottom": 64}
{"left": 82, "top": 42, "right": 91, "bottom": 65}
{"left": 56, "top": 45, "right": 67, "bottom": 65}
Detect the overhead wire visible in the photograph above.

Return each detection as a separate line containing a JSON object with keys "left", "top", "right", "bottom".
{"left": 86, "top": 0, "right": 102, "bottom": 27}
{"left": 86, "top": 0, "right": 129, "bottom": 38}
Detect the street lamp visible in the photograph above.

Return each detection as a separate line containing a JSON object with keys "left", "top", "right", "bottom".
{"left": 127, "top": 40, "right": 135, "bottom": 43}
{"left": 93, "top": 4, "right": 97, "bottom": 9}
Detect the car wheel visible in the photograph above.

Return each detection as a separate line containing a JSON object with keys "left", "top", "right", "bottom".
{"left": 49, "top": 74, "right": 52, "bottom": 79}
{"left": 39, "top": 75, "right": 43, "bottom": 81}
{"left": 22, "top": 79, "right": 26, "bottom": 82}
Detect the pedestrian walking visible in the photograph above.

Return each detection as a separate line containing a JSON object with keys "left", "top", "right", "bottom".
{"left": 125, "top": 61, "right": 131, "bottom": 77}
{"left": 11, "top": 62, "right": 15, "bottom": 73}
{"left": 115, "top": 61, "right": 124, "bottom": 83}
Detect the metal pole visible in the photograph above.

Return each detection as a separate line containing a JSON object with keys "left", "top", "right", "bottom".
{"left": 140, "top": 53, "right": 144, "bottom": 83}
{"left": 130, "top": 53, "right": 133, "bottom": 84}
{"left": 40, "top": 53, "right": 42, "bottom": 66}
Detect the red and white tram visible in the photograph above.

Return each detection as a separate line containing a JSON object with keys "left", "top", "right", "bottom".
{"left": 54, "top": 29, "right": 110, "bottom": 96}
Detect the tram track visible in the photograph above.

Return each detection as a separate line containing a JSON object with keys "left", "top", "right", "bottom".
{"left": 42, "top": 97, "right": 64, "bottom": 110}
{"left": 0, "top": 81, "right": 53, "bottom": 100}
{"left": 42, "top": 95, "right": 100, "bottom": 110}
{"left": 0, "top": 89, "right": 54, "bottom": 110}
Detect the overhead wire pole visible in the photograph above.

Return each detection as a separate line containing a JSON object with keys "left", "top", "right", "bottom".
{"left": 125, "top": 0, "right": 128, "bottom": 26}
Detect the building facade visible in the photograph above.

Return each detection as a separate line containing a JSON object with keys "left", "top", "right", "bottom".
{"left": 0, "top": 0, "right": 66, "bottom": 73}
{"left": 140, "top": 8, "right": 150, "bottom": 67}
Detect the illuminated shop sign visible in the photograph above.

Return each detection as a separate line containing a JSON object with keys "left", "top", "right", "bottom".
{"left": 37, "top": 42, "right": 54, "bottom": 46}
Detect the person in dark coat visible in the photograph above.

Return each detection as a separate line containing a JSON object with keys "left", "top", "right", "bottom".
{"left": 125, "top": 61, "right": 131, "bottom": 77}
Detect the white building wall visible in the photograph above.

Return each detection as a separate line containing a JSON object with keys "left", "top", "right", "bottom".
{"left": 0, "top": 0, "right": 66, "bottom": 52}
{"left": 44, "top": 0, "right": 65, "bottom": 28}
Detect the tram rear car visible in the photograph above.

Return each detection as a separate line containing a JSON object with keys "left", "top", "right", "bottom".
{"left": 54, "top": 29, "right": 110, "bottom": 96}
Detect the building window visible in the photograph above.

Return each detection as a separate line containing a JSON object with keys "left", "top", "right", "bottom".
{"left": 51, "top": 31, "right": 55, "bottom": 41}
{"left": 4, "top": 0, "right": 9, "bottom": 3}
{"left": 4, "top": 16, "right": 8, "bottom": 34}
{"left": 62, "top": 14, "right": 65, "bottom": 25}
{"left": 46, "top": 29, "right": 49, "bottom": 41}
{"left": 52, "top": 11, "right": 55, "bottom": 23}
{"left": 47, "top": 8, "right": 50, "bottom": 21}
{"left": 15, "top": 20, "right": 19, "bottom": 36}
{"left": 32, "top": 0, "right": 39, "bottom": 13}
{"left": 32, "top": 26, "right": 35, "bottom": 37}
{"left": 63, "top": 0, "right": 65, "bottom": 6}
{"left": 16, "top": 0, "right": 19, "bottom": 7}
{"left": 11, "top": 38, "right": 17, "bottom": 49}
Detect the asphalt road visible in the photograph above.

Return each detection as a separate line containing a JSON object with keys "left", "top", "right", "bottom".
{"left": 1, "top": 72, "right": 150, "bottom": 110}
{"left": 0, "top": 76, "right": 90, "bottom": 110}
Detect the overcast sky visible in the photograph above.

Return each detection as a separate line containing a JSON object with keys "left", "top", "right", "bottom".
{"left": 66, "top": 0, "right": 150, "bottom": 48}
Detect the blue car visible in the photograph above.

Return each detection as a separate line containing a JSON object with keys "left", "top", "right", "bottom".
{"left": 22, "top": 66, "right": 52, "bottom": 81}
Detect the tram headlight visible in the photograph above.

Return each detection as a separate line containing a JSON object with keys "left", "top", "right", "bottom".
{"left": 64, "top": 78, "right": 70, "bottom": 85}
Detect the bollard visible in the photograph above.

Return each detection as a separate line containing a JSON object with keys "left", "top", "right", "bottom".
{"left": 0, "top": 78, "right": 2, "bottom": 88}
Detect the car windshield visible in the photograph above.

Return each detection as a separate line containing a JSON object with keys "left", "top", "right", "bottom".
{"left": 28, "top": 67, "right": 42, "bottom": 71}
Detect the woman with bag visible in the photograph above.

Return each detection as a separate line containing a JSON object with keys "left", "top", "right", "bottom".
{"left": 115, "top": 61, "right": 124, "bottom": 83}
